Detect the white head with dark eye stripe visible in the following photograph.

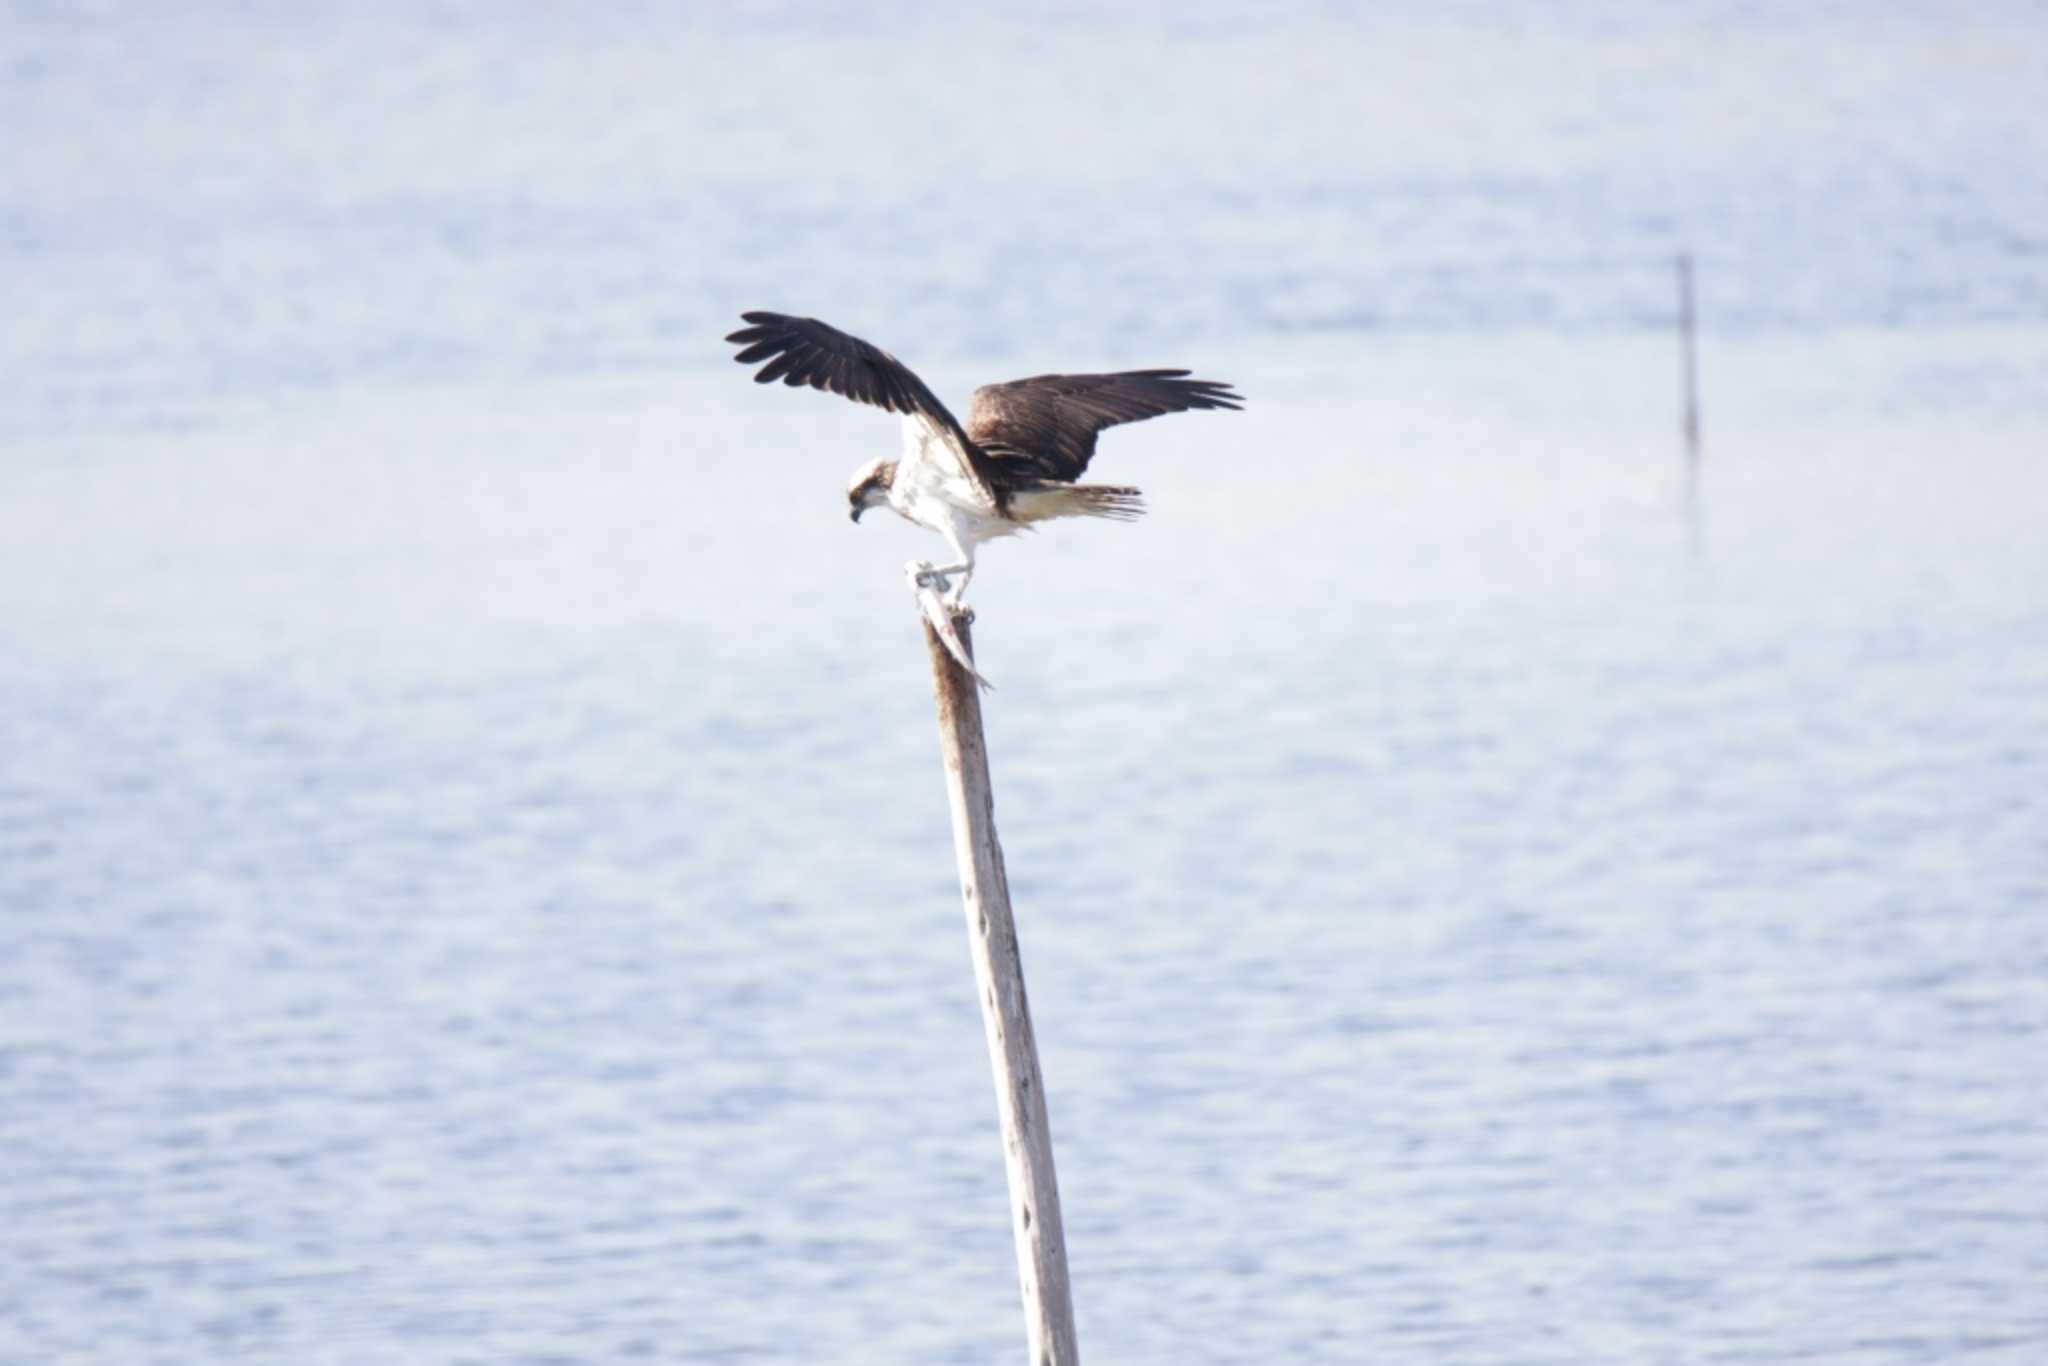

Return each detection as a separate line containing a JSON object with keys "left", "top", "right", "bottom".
{"left": 846, "top": 458, "right": 895, "bottom": 523}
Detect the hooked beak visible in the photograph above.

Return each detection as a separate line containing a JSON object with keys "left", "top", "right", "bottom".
{"left": 849, "top": 506, "right": 863, "bottom": 523}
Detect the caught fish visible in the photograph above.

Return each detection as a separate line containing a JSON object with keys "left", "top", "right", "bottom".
{"left": 906, "top": 561, "right": 994, "bottom": 691}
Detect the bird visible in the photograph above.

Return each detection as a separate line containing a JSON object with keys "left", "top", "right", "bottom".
{"left": 723, "top": 311, "right": 1243, "bottom": 610}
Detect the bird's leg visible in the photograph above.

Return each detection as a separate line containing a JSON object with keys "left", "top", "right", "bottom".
{"left": 938, "top": 561, "right": 973, "bottom": 611}
{"left": 907, "top": 537, "right": 975, "bottom": 615}
{"left": 928, "top": 540, "right": 975, "bottom": 610}
{"left": 911, "top": 560, "right": 973, "bottom": 612}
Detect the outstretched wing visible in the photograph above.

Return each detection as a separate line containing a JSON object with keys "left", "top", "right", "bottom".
{"left": 724, "top": 311, "right": 1001, "bottom": 506}
{"left": 966, "top": 370, "right": 1244, "bottom": 483}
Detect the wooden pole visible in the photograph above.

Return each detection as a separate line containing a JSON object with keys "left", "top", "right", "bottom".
{"left": 1677, "top": 250, "right": 1702, "bottom": 475}
{"left": 922, "top": 613, "right": 1079, "bottom": 1366}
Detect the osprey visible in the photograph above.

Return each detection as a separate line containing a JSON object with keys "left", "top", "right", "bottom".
{"left": 724, "top": 311, "right": 1243, "bottom": 609}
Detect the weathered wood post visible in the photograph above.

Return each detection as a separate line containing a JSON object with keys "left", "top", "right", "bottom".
{"left": 922, "top": 613, "right": 1079, "bottom": 1366}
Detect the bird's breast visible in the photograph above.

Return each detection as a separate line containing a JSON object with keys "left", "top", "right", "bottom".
{"left": 891, "top": 476, "right": 1005, "bottom": 540}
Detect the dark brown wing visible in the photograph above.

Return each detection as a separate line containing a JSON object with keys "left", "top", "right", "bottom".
{"left": 724, "top": 311, "right": 1001, "bottom": 504}
{"left": 965, "top": 370, "right": 1244, "bottom": 484}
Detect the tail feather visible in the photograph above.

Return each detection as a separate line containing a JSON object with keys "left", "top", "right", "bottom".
{"left": 1011, "top": 483, "right": 1146, "bottom": 525}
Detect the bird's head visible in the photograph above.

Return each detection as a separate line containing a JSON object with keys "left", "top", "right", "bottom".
{"left": 846, "top": 458, "right": 895, "bottom": 523}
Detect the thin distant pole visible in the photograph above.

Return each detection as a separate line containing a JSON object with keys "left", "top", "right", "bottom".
{"left": 921, "top": 613, "right": 1079, "bottom": 1366}
{"left": 1677, "top": 251, "right": 1702, "bottom": 473}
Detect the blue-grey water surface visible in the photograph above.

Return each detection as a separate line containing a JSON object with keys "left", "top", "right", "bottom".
{"left": 4, "top": 4, "right": 2047, "bottom": 1362}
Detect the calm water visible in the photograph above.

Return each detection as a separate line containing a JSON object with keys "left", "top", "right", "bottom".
{"left": 4, "top": 4, "right": 2047, "bottom": 1363}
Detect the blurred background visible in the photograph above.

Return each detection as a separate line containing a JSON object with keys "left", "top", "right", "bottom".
{"left": 3, "top": 3, "right": 2045, "bottom": 1362}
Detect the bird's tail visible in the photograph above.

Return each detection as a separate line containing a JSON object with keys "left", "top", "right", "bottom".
{"left": 1011, "top": 484, "right": 1147, "bottom": 525}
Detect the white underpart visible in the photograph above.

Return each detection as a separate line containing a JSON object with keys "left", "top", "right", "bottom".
{"left": 884, "top": 413, "right": 1013, "bottom": 604}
